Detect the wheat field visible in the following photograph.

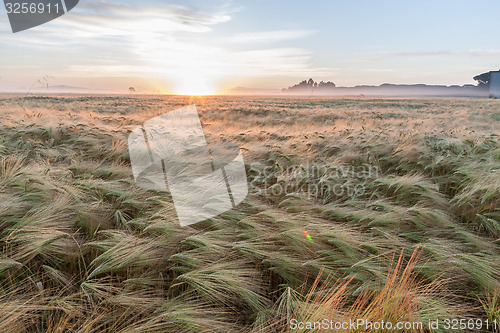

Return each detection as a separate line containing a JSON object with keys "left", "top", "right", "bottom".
{"left": 0, "top": 94, "right": 499, "bottom": 332}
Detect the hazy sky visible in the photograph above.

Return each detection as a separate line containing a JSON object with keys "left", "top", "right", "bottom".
{"left": 1, "top": 0, "right": 499, "bottom": 94}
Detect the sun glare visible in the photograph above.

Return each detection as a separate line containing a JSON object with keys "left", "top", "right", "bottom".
{"left": 173, "top": 74, "right": 217, "bottom": 96}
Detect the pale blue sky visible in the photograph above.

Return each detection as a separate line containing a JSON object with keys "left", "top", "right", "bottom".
{"left": 1, "top": 0, "right": 499, "bottom": 93}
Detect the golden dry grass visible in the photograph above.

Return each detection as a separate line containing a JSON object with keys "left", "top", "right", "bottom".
{"left": 0, "top": 94, "right": 499, "bottom": 332}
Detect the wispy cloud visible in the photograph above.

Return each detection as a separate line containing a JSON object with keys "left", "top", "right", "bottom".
{"left": 66, "top": 1, "right": 231, "bottom": 35}
{"left": 1, "top": 0, "right": 324, "bottom": 92}
{"left": 222, "top": 30, "right": 315, "bottom": 44}
{"left": 468, "top": 49, "right": 500, "bottom": 57}
{"left": 359, "top": 49, "right": 500, "bottom": 62}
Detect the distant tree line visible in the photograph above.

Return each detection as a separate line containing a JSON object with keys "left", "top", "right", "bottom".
{"left": 282, "top": 78, "right": 336, "bottom": 93}
{"left": 279, "top": 72, "right": 499, "bottom": 96}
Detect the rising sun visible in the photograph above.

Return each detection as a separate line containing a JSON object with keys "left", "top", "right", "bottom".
{"left": 173, "top": 75, "right": 217, "bottom": 96}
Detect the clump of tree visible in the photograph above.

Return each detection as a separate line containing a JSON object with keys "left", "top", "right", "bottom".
{"left": 282, "top": 78, "right": 336, "bottom": 93}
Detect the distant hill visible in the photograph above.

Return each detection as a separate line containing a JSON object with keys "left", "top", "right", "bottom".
{"left": 0, "top": 85, "right": 122, "bottom": 94}
{"left": 227, "top": 87, "right": 282, "bottom": 95}
{"left": 31, "top": 85, "right": 91, "bottom": 93}
{"left": 31, "top": 85, "right": 123, "bottom": 94}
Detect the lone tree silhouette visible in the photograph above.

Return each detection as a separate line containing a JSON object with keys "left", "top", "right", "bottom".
{"left": 129, "top": 87, "right": 136, "bottom": 94}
